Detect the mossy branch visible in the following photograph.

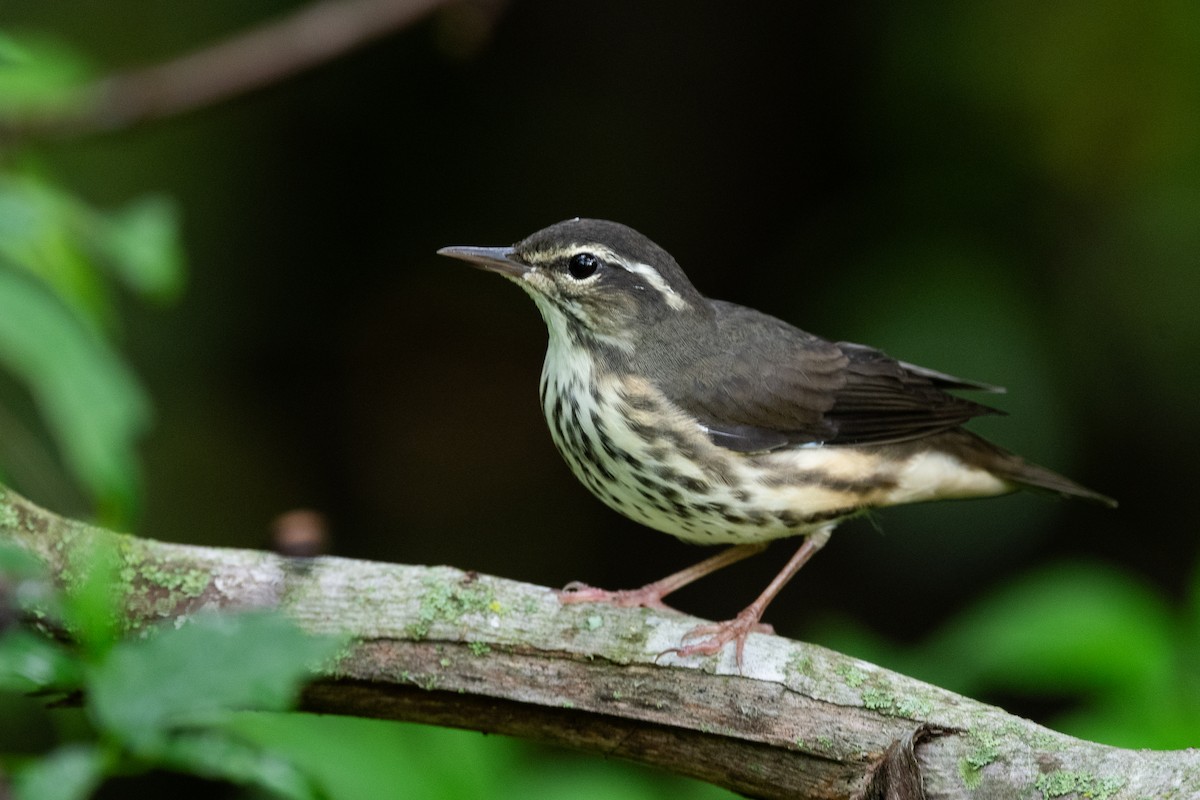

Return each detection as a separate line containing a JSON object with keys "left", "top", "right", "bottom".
{"left": 1, "top": 486, "right": 1195, "bottom": 800}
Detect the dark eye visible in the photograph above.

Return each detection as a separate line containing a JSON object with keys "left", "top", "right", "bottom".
{"left": 567, "top": 252, "right": 600, "bottom": 279}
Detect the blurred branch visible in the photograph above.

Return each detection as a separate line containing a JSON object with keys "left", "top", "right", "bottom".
{"left": 3, "top": 485, "right": 1196, "bottom": 800}
{"left": 15, "top": 0, "right": 500, "bottom": 136}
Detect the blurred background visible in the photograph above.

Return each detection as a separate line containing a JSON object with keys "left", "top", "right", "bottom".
{"left": 1, "top": 0, "right": 1198, "bottom": 797}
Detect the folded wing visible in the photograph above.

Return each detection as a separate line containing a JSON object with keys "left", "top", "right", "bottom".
{"left": 664, "top": 301, "right": 1003, "bottom": 453}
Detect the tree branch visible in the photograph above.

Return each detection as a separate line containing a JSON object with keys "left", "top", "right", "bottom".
{"left": 10, "top": 0, "right": 503, "bottom": 137}
{"left": 2, "top": 486, "right": 1196, "bottom": 800}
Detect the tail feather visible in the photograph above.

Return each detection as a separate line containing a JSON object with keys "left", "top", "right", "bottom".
{"left": 959, "top": 431, "right": 1118, "bottom": 508}
{"left": 997, "top": 456, "right": 1118, "bottom": 508}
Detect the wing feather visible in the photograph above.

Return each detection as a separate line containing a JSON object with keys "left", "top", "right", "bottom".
{"left": 653, "top": 300, "right": 1001, "bottom": 452}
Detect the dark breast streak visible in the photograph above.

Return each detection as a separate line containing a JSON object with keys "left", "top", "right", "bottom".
{"left": 539, "top": 353, "right": 876, "bottom": 544}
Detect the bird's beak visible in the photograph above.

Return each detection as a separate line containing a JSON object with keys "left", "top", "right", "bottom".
{"left": 437, "top": 245, "right": 530, "bottom": 278}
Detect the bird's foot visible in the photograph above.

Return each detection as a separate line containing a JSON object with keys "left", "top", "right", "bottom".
{"left": 660, "top": 608, "right": 774, "bottom": 668}
{"left": 556, "top": 581, "right": 680, "bottom": 613}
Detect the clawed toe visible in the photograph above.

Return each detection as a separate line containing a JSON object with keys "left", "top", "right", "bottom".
{"left": 555, "top": 583, "right": 611, "bottom": 604}
{"left": 659, "top": 610, "right": 772, "bottom": 668}
{"left": 558, "top": 577, "right": 777, "bottom": 669}
{"left": 679, "top": 620, "right": 773, "bottom": 641}
{"left": 555, "top": 583, "right": 677, "bottom": 611}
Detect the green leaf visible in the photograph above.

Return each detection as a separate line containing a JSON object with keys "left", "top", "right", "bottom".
{"left": 1053, "top": 691, "right": 1200, "bottom": 750}
{"left": 94, "top": 196, "right": 186, "bottom": 301}
{"left": 60, "top": 537, "right": 122, "bottom": 657}
{"left": 13, "top": 743, "right": 107, "bottom": 800}
{"left": 913, "top": 563, "right": 1174, "bottom": 696}
{"left": 229, "top": 713, "right": 738, "bottom": 800}
{"left": 1188, "top": 559, "right": 1200, "bottom": 645}
{"left": 0, "top": 169, "right": 185, "bottom": 520}
{"left": 0, "top": 32, "right": 94, "bottom": 119}
{"left": 0, "top": 174, "right": 111, "bottom": 330}
{"left": 155, "top": 730, "right": 322, "bottom": 800}
{"left": 0, "top": 267, "right": 150, "bottom": 520}
{"left": 0, "top": 629, "right": 81, "bottom": 692}
{"left": 0, "top": 171, "right": 187, "bottom": 324}
{"left": 0, "top": 540, "right": 46, "bottom": 579}
{"left": 88, "top": 612, "right": 343, "bottom": 751}
{"left": 0, "top": 541, "right": 65, "bottom": 625}
{"left": 230, "top": 713, "right": 451, "bottom": 800}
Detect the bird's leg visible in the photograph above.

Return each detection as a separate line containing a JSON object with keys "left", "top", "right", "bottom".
{"left": 666, "top": 527, "right": 832, "bottom": 668}
{"left": 557, "top": 543, "right": 768, "bottom": 612}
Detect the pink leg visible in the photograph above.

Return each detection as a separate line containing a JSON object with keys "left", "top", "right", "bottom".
{"left": 557, "top": 543, "right": 768, "bottom": 612}
{"left": 665, "top": 528, "right": 831, "bottom": 668}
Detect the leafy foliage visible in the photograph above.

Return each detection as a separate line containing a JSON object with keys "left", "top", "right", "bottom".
{"left": 0, "top": 31, "right": 93, "bottom": 119}
{"left": 0, "top": 32, "right": 184, "bottom": 525}
{"left": 228, "top": 713, "right": 738, "bottom": 800}
{"left": 0, "top": 542, "right": 343, "bottom": 799}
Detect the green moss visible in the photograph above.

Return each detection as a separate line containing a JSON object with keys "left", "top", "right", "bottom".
{"left": 861, "top": 687, "right": 894, "bottom": 712}
{"left": 786, "top": 652, "right": 814, "bottom": 678}
{"left": 328, "top": 640, "right": 359, "bottom": 675}
{"left": 1026, "top": 728, "right": 1062, "bottom": 751}
{"left": 468, "top": 641, "right": 491, "bottom": 656}
{"left": 0, "top": 500, "right": 19, "bottom": 531}
{"left": 396, "top": 670, "right": 440, "bottom": 691}
{"left": 963, "top": 727, "right": 1003, "bottom": 770}
{"left": 893, "top": 695, "right": 934, "bottom": 719}
{"left": 141, "top": 564, "right": 209, "bottom": 596}
{"left": 406, "top": 574, "right": 497, "bottom": 640}
{"left": 956, "top": 725, "right": 1005, "bottom": 789}
{"left": 836, "top": 663, "right": 868, "bottom": 688}
{"left": 955, "top": 720, "right": 1074, "bottom": 791}
{"left": 849, "top": 670, "right": 933, "bottom": 719}
{"left": 1035, "top": 771, "right": 1126, "bottom": 800}
{"left": 104, "top": 538, "right": 214, "bottom": 627}
{"left": 958, "top": 758, "right": 985, "bottom": 790}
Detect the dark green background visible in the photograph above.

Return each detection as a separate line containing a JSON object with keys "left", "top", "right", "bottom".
{"left": 4, "top": 0, "right": 1199, "bottom": 775}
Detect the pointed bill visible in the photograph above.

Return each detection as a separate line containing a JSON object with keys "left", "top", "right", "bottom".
{"left": 437, "top": 245, "right": 530, "bottom": 278}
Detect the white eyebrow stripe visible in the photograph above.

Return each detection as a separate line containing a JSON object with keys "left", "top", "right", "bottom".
{"left": 546, "top": 244, "right": 691, "bottom": 311}
{"left": 623, "top": 260, "right": 689, "bottom": 310}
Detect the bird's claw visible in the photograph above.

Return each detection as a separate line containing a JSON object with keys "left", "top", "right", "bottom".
{"left": 657, "top": 611, "right": 773, "bottom": 669}
{"left": 556, "top": 582, "right": 678, "bottom": 611}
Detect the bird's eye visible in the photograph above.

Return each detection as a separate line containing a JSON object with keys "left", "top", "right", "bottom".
{"left": 567, "top": 252, "right": 600, "bottom": 280}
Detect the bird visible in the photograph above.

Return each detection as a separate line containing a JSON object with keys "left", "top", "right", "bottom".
{"left": 438, "top": 218, "right": 1115, "bottom": 666}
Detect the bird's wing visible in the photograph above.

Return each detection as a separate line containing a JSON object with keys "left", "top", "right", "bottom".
{"left": 662, "top": 301, "right": 1003, "bottom": 453}
{"left": 891, "top": 357, "right": 1005, "bottom": 394}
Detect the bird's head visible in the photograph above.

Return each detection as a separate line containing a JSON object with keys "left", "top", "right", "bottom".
{"left": 438, "top": 219, "right": 706, "bottom": 349}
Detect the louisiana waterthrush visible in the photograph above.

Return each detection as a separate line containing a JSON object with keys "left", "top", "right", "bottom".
{"left": 439, "top": 219, "right": 1115, "bottom": 665}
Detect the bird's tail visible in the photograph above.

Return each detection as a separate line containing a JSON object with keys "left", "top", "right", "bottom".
{"left": 958, "top": 430, "right": 1118, "bottom": 508}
